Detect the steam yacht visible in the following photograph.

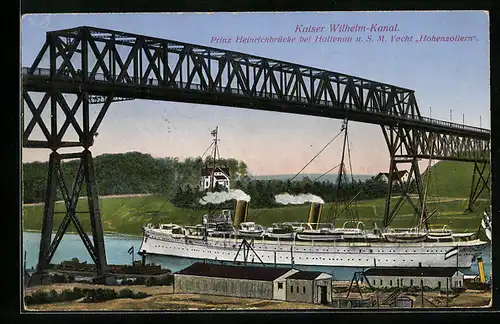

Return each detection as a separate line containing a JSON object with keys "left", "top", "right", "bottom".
{"left": 139, "top": 201, "right": 487, "bottom": 268}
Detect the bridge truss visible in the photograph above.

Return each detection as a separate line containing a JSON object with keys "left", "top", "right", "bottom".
{"left": 21, "top": 26, "right": 491, "bottom": 282}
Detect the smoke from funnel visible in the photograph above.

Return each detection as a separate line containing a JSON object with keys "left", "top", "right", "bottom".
{"left": 199, "top": 189, "right": 251, "bottom": 205}
{"left": 274, "top": 193, "right": 325, "bottom": 205}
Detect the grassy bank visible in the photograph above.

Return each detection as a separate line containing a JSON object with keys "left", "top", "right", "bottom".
{"left": 22, "top": 195, "right": 489, "bottom": 236}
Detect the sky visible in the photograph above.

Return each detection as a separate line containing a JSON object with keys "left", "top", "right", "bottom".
{"left": 20, "top": 11, "right": 490, "bottom": 176}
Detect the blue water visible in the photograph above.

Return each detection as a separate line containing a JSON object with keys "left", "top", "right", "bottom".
{"left": 22, "top": 231, "right": 492, "bottom": 281}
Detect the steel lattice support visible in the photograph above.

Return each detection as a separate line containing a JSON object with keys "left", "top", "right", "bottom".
{"left": 22, "top": 90, "right": 116, "bottom": 149}
{"left": 31, "top": 150, "right": 109, "bottom": 284}
{"left": 381, "top": 123, "right": 490, "bottom": 227}
{"left": 466, "top": 162, "right": 491, "bottom": 212}
{"left": 23, "top": 30, "right": 117, "bottom": 283}
{"left": 382, "top": 126, "right": 428, "bottom": 229}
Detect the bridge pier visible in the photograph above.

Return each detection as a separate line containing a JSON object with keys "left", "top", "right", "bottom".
{"left": 382, "top": 156, "right": 428, "bottom": 229}
{"left": 30, "top": 149, "right": 115, "bottom": 286}
{"left": 381, "top": 126, "right": 428, "bottom": 229}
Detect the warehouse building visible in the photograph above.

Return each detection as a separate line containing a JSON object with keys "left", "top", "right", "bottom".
{"left": 363, "top": 267, "right": 464, "bottom": 291}
{"left": 286, "top": 271, "right": 333, "bottom": 305}
{"left": 174, "top": 263, "right": 332, "bottom": 303}
{"left": 174, "top": 262, "right": 299, "bottom": 300}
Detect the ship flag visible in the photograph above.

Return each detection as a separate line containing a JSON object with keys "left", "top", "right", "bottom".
{"left": 128, "top": 246, "right": 134, "bottom": 254}
{"left": 211, "top": 129, "right": 217, "bottom": 137}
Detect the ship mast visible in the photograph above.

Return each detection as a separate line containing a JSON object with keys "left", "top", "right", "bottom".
{"left": 210, "top": 126, "right": 219, "bottom": 192}
{"left": 332, "top": 120, "right": 349, "bottom": 222}
{"left": 207, "top": 126, "right": 219, "bottom": 219}
{"left": 419, "top": 135, "right": 435, "bottom": 231}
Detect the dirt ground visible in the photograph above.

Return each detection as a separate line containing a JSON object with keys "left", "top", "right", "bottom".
{"left": 24, "top": 283, "right": 492, "bottom": 311}
{"left": 24, "top": 283, "right": 333, "bottom": 311}
{"left": 400, "top": 290, "right": 492, "bottom": 308}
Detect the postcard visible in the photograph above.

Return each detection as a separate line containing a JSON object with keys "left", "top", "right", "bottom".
{"left": 21, "top": 11, "right": 491, "bottom": 311}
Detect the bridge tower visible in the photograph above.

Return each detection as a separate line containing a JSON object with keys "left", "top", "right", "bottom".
{"left": 380, "top": 125, "right": 430, "bottom": 229}
{"left": 380, "top": 123, "right": 490, "bottom": 229}
{"left": 22, "top": 29, "right": 133, "bottom": 285}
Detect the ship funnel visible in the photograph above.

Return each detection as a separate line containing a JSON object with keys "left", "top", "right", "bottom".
{"left": 307, "top": 202, "right": 323, "bottom": 230}
{"left": 234, "top": 200, "right": 249, "bottom": 228}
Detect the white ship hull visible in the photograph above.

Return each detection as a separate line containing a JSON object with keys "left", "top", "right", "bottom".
{"left": 139, "top": 228, "right": 487, "bottom": 268}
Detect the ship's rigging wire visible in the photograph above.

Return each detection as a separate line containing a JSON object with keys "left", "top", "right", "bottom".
{"left": 419, "top": 137, "right": 435, "bottom": 230}
{"left": 250, "top": 127, "right": 346, "bottom": 220}
{"left": 201, "top": 141, "right": 214, "bottom": 160}
{"left": 312, "top": 163, "right": 342, "bottom": 182}
{"left": 329, "top": 121, "right": 349, "bottom": 223}
{"left": 345, "top": 130, "right": 359, "bottom": 221}
{"left": 287, "top": 130, "right": 345, "bottom": 182}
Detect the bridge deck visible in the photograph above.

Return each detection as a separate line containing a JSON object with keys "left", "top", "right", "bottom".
{"left": 22, "top": 68, "right": 489, "bottom": 140}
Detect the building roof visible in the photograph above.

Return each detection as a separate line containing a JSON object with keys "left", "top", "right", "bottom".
{"left": 363, "top": 267, "right": 460, "bottom": 278}
{"left": 175, "top": 262, "right": 293, "bottom": 281}
{"left": 287, "top": 271, "right": 326, "bottom": 280}
{"left": 202, "top": 166, "right": 230, "bottom": 177}
{"left": 374, "top": 170, "right": 408, "bottom": 182}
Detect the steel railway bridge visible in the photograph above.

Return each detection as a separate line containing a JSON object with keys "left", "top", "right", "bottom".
{"left": 21, "top": 26, "right": 491, "bottom": 284}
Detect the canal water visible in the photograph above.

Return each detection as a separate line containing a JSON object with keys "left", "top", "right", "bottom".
{"left": 22, "top": 231, "right": 492, "bottom": 281}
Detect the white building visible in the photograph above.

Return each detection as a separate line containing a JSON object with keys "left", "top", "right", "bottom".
{"left": 363, "top": 267, "right": 464, "bottom": 291}
{"left": 286, "top": 271, "right": 333, "bottom": 304}
{"left": 374, "top": 170, "right": 409, "bottom": 184}
{"left": 200, "top": 166, "right": 230, "bottom": 191}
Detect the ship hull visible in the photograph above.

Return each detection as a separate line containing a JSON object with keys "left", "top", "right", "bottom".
{"left": 139, "top": 229, "right": 487, "bottom": 268}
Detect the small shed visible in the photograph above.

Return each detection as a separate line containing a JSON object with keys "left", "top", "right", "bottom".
{"left": 394, "top": 295, "right": 414, "bottom": 308}
{"left": 174, "top": 262, "right": 298, "bottom": 300}
{"left": 286, "top": 271, "right": 332, "bottom": 305}
{"left": 364, "top": 267, "right": 464, "bottom": 291}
